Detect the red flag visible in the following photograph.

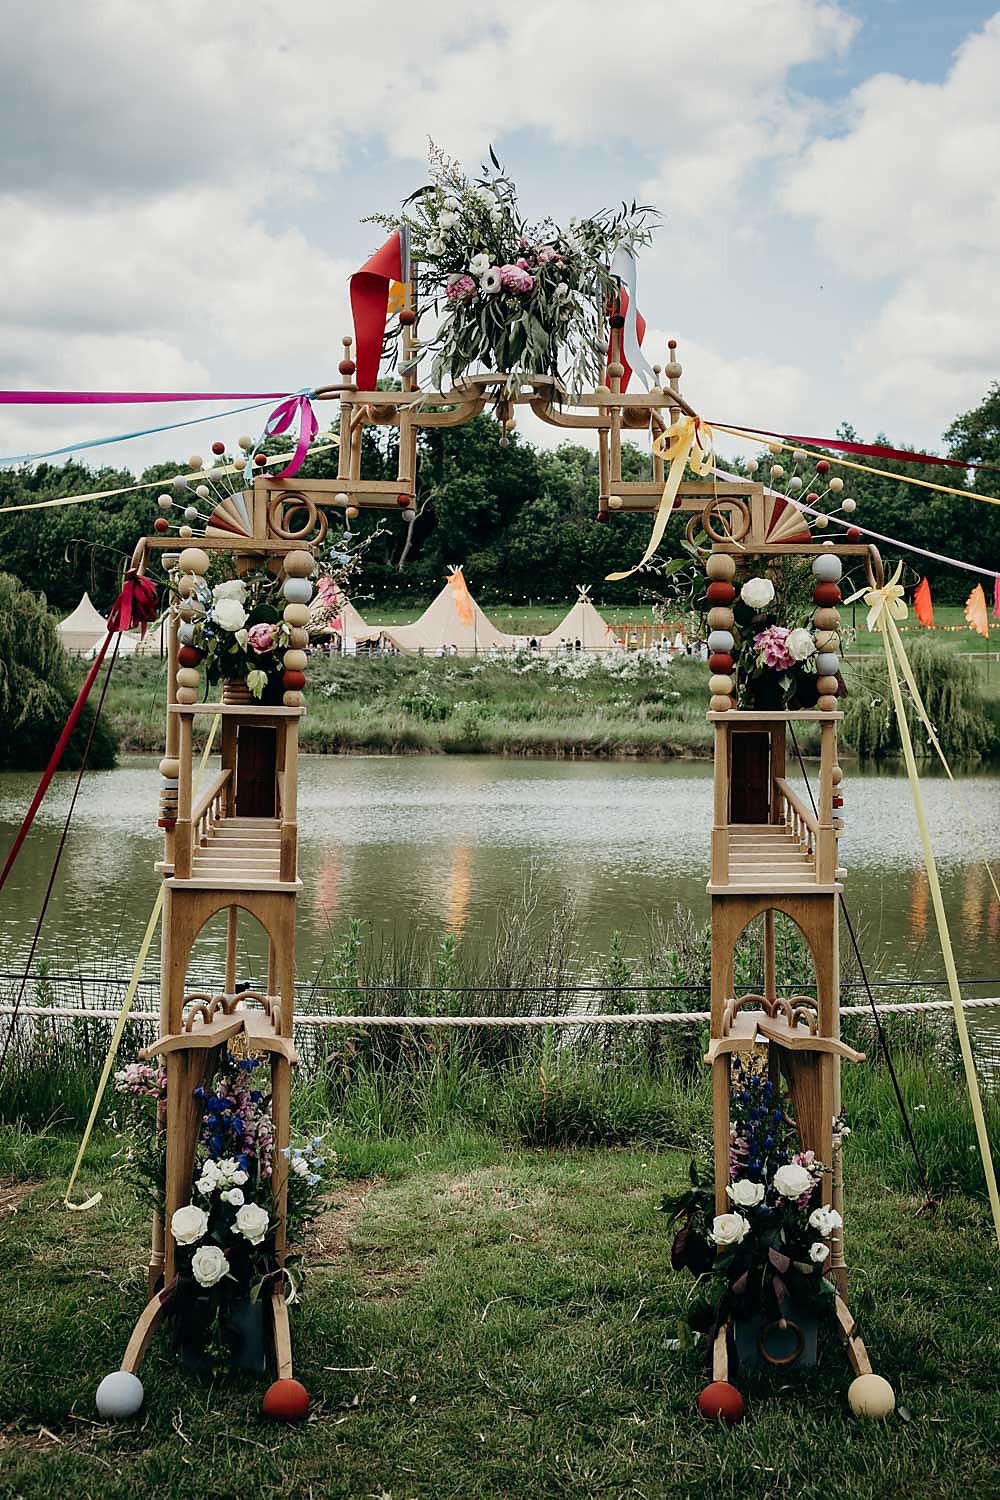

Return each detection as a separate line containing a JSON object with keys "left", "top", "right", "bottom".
{"left": 913, "top": 576, "right": 934, "bottom": 628}
{"left": 965, "top": 583, "right": 989, "bottom": 639}
{"left": 607, "top": 288, "right": 646, "bottom": 393}
{"left": 993, "top": 574, "right": 1000, "bottom": 620}
{"left": 350, "top": 231, "right": 404, "bottom": 392}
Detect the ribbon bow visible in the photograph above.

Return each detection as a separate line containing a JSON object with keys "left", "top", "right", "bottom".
{"left": 252, "top": 387, "right": 319, "bottom": 479}
{"left": 844, "top": 560, "right": 908, "bottom": 632}
{"left": 606, "top": 413, "right": 714, "bottom": 582}
{"left": 107, "top": 570, "right": 158, "bottom": 635}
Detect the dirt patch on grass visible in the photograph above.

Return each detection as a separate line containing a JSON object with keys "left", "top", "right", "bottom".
{"left": 0, "top": 1176, "right": 37, "bottom": 1222}
{"left": 304, "top": 1178, "right": 380, "bottom": 1260}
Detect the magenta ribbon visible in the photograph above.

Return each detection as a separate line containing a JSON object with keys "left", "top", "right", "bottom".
{"left": 258, "top": 390, "right": 319, "bottom": 478}
{"left": 0, "top": 390, "right": 287, "bottom": 404}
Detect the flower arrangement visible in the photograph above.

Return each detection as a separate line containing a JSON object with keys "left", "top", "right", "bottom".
{"left": 114, "top": 1050, "right": 334, "bottom": 1370}
{"left": 663, "top": 1059, "right": 844, "bottom": 1355}
{"left": 370, "top": 143, "right": 658, "bottom": 392}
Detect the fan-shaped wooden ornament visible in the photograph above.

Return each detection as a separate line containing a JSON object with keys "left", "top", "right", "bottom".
{"left": 764, "top": 494, "right": 812, "bottom": 544}
{"left": 204, "top": 489, "right": 253, "bottom": 539}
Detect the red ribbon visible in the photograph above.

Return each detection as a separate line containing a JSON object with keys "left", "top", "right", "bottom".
{"left": 350, "top": 231, "right": 404, "bottom": 392}
{"left": 726, "top": 424, "right": 1000, "bottom": 473}
{"left": 0, "top": 572, "right": 158, "bottom": 893}
{"left": 606, "top": 288, "right": 646, "bottom": 393}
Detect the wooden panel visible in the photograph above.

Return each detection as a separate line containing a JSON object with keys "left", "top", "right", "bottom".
{"left": 235, "top": 726, "right": 277, "bottom": 817}
{"left": 729, "top": 731, "right": 771, "bottom": 824}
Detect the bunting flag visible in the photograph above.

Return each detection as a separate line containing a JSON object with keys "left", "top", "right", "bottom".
{"left": 994, "top": 575, "right": 1000, "bottom": 619}
{"left": 720, "top": 423, "right": 1000, "bottom": 473}
{"left": 913, "top": 576, "right": 935, "bottom": 628}
{"left": 964, "top": 583, "right": 989, "bottom": 638}
{"left": 447, "top": 567, "right": 474, "bottom": 625}
{"left": 350, "top": 227, "right": 410, "bottom": 391}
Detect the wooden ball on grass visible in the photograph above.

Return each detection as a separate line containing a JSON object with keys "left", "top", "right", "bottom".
{"left": 96, "top": 1370, "right": 144, "bottom": 1420}
{"left": 848, "top": 1374, "right": 895, "bottom": 1419}
{"left": 697, "top": 1382, "right": 744, "bottom": 1425}
{"left": 262, "top": 1378, "right": 309, "bottom": 1423}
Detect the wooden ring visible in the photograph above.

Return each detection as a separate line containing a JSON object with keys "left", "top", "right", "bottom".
{"left": 757, "top": 1316, "right": 806, "bottom": 1366}
{"left": 268, "top": 492, "right": 329, "bottom": 544}
{"left": 702, "top": 495, "right": 750, "bottom": 544}
{"left": 685, "top": 514, "right": 710, "bottom": 556}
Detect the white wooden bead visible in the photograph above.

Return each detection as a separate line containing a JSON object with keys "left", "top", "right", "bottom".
{"left": 707, "top": 630, "right": 734, "bottom": 654}
{"left": 176, "top": 668, "right": 200, "bottom": 689}
{"left": 282, "top": 577, "right": 313, "bottom": 605}
{"left": 283, "top": 649, "right": 308, "bottom": 671}
{"left": 708, "top": 674, "right": 734, "bottom": 695}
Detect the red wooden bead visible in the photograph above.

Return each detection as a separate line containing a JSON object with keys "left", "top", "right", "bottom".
{"left": 397, "top": 494, "right": 412, "bottom": 507}
{"left": 705, "top": 581, "right": 735, "bottom": 605}
{"left": 282, "top": 669, "right": 306, "bottom": 691}
{"left": 177, "top": 646, "right": 202, "bottom": 668}
{"left": 262, "top": 1379, "right": 309, "bottom": 1423}
{"left": 816, "top": 459, "right": 830, "bottom": 474}
{"left": 708, "top": 653, "right": 733, "bottom": 673}
{"left": 833, "top": 795, "right": 844, "bottom": 808}
{"left": 667, "top": 339, "right": 677, "bottom": 350}
{"left": 847, "top": 526, "right": 862, "bottom": 540}
{"left": 813, "top": 582, "right": 842, "bottom": 607}
{"left": 697, "top": 1382, "right": 744, "bottom": 1425}
{"left": 211, "top": 440, "right": 226, "bottom": 455}
{"left": 596, "top": 511, "right": 610, "bottom": 524}
{"left": 254, "top": 452, "right": 268, "bottom": 467}
{"left": 338, "top": 359, "right": 356, "bottom": 375}
{"left": 154, "top": 518, "right": 170, "bottom": 533}
{"left": 399, "top": 309, "right": 417, "bottom": 326}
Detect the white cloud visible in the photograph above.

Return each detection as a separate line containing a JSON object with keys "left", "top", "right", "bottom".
{"left": 780, "top": 16, "right": 1000, "bottom": 435}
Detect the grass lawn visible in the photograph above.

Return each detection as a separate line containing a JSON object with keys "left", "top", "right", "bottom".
{"left": 1, "top": 1125, "right": 996, "bottom": 1499}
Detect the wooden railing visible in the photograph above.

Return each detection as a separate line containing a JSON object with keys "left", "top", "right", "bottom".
{"left": 775, "top": 777, "right": 818, "bottom": 857}
{"left": 174, "top": 769, "right": 230, "bottom": 880}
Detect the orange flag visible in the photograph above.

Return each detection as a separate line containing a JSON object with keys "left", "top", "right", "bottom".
{"left": 913, "top": 576, "right": 934, "bottom": 628}
{"left": 964, "top": 583, "right": 989, "bottom": 639}
{"left": 447, "top": 568, "right": 474, "bottom": 625}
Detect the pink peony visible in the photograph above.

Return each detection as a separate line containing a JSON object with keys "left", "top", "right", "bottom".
{"left": 536, "top": 245, "right": 557, "bottom": 263}
{"left": 499, "top": 263, "right": 534, "bottom": 292}
{"left": 754, "top": 624, "right": 794, "bottom": 670}
{"left": 446, "top": 274, "right": 477, "bottom": 300}
{"left": 516, "top": 257, "right": 530, "bottom": 270}
{"left": 247, "top": 622, "right": 276, "bottom": 654}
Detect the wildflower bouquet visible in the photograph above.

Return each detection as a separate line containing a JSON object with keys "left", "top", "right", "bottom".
{"left": 663, "top": 1059, "right": 845, "bottom": 1348}
{"left": 370, "top": 144, "right": 657, "bottom": 392}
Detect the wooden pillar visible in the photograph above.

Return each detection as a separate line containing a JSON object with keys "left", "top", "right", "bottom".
{"left": 225, "top": 905, "right": 238, "bottom": 992}
{"left": 711, "top": 722, "right": 730, "bottom": 885}
{"left": 174, "top": 712, "right": 193, "bottom": 880}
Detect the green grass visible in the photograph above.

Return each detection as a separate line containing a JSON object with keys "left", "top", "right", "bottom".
{"left": 0, "top": 1124, "right": 996, "bottom": 1499}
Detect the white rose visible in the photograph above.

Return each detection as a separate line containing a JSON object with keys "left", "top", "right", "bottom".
{"left": 438, "top": 211, "right": 458, "bottom": 230}
{"left": 709, "top": 1212, "right": 750, "bottom": 1247}
{"left": 809, "top": 1241, "right": 830, "bottom": 1264}
{"left": 468, "top": 252, "right": 490, "bottom": 276}
{"left": 740, "top": 576, "right": 775, "bottom": 610}
{"left": 808, "top": 1205, "right": 843, "bottom": 1236}
{"left": 425, "top": 235, "right": 444, "bottom": 256}
{"left": 191, "top": 1244, "right": 229, "bottom": 1287}
{"left": 727, "top": 1178, "right": 765, "bottom": 1209}
{"left": 443, "top": 196, "right": 459, "bottom": 212}
{"left": 221, "top": 1187, "right": 244, "bottom": 1206}
{"left": 235, "top": 1201, "right": 271, "bottom": 1246}
{"left": 212, "top": 580, "right": 247, "bottom": 602}
{"left": 772, "top": 1163, "right": 814, "bottom": 1199}
{"left": 171, "top": 1204, "right": 209, "bottom": 1246}
{"left": 480, "top": 267, "right": 502, "bottom": 295}
{"left": 475, "top": 187, "right": 497, "bottom": 210}
{"left": 786, "top": 627, "right": 816, "bottom": 661}
{"left": 212, "top": 597, "right": 247, "bottom": 632}
{"left": 231, "top": 1169, "right": 248, "bottom": 1186}
{"left": 196, "top": 1175, "right": 217, "bottom": 1196}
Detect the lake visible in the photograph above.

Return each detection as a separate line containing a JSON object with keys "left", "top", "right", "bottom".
{"left": 1, "top": 755, "right": 998, "bottom": 1002}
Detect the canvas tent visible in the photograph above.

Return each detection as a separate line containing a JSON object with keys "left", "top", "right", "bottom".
{"left": 380, "top": 568, "right": 518, "bottom": 656}
{"left": 334, "top": 597, "right": 383, "bottom": 649}
{"left": 309, "top": 583, "right": 383, "bottom": 651}
{"left": 540, "top": 587, "right": 619, "bottom": 653}
{"left": 58, "top": 593, "right": 107, "bottom": 656}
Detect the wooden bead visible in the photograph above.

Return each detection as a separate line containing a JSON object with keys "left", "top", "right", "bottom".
{"left": 705, "top": 553, "right": 736, "bottom": 582}
{"left": 178, "top": 601, "right": 204, "bottom": 622}
{"left": 175, "top": 686, "right": 199, "bottom": 705}
{"left": 607, "top": 362, "right": 625, "bottom": 379}
{"left": 707, "top": 607, "right": 735, "bottom": 631}
{"left": 848, "top": 1374, "right": 895, "bottom": 1420}
{"left": 813, "top": 608, "right": 841, "bottom": 632}
{"left": 709, "top": 695, "right": 733, "bottom": 713}
{"left": 158, "top": 758, "right": 180, "bottom": 780}
{"left": 283, "top": 603, "right": 310, "bottom": 627}
{"left": 282, "top": 669, "right": 306, "bottom": 691}
{"left": 816, "top": 694, "right": 838, "bottom": 712}
{"left": 177, "top": 646, "right": 202, "bottom": 668}
{"left": 178, "top": 547, "right": 210, "bottom": 576}
{"left": 283, "top": 649, "right": 308, "bottom": 672}
{"left": 288, "top": 627, "right": 310, "bottom": 649}
{"left": 816, "top": 675, "right": 840, "bottom": 696}
{"left": 705, "top": 581, "right": 735, "bottom": 605}
{"left": 813, "top": 630, "right": 840, "bottom": 652}
{"left": 283, "top": 550, "right": 315, "bottom": 579}
{"left": 282, "top": 690, "right": 304, "bottom": 708}
{"left": 708, "top": 674, "right": 734, "bottom": 695}
{"left": 154, "top": 517, "right": 170, "bottom": 533}
{"left": 345, "top": 506, "right": 359, "bottom": 521}
{"left": 177, "top": 575, "right": 197, "bottom": 598}
{"left": 708, "top": 653, "right": 733, "bottom": 673}
{"left": 832, "top": 765, "right": 843, "bottom": 786}
{"left": 812, "top": 582, "right": 842, "bottom": 607}
{"left": 176, "top": 667, "right": 200, "bottom": 689}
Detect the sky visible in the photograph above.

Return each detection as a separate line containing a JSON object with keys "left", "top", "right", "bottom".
{"left": 1, "top": 0, "right": 999, "bottom": 475}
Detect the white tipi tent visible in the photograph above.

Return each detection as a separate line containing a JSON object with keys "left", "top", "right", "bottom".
{"left": 309, "top": 582, "right": 383, "bottom": 650}
{"left": 380, "top": 568, "right": 517, "bottom": 656}
{"left": 58, "top": 593, "right": 107, "bottom": 656}
{"left": 540, "top": 586, "right": 619, "bottom": 654}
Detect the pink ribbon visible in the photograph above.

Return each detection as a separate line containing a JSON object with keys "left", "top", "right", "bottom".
{"left": 0, "top": 390, "right": 287, "bottom": 404}
{"left": 258, "top": 390, "right": 319, "bottom": 478}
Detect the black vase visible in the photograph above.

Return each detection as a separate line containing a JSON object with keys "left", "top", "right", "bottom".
{"left": 222, "top": 1296, "right": 268, "bottom": 1374}
{"left": 733, "top": 1296, "right": 819, "bottom": 1370}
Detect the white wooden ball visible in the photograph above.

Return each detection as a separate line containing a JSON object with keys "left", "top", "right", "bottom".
{"left": 334, "top": 492, "right": 350, "bottom": 506}
{"left": 195, "top": 485, "right": 211, "bottom": 500}
{"left": 177, "top": 621, "right": 196, "bottom": 645}
{"left": 178, "top": 547, "right": 210, "bottom": 576}
{"left": 96, "top": 1370, "right": 144, "bottom": 1420}
{"left": 179, "top": 526, "right": 193, "bottom": 537}
{"left": 814, "top": 513, "right": 829, "bottom": 528}
{"left": 770, "top": 464, "right": 784, "bottom": 479}
{"left": 157, "top": 494, "right": 172, "bottom": 511}
{"left": 815, "top": 652, "right": 840, "bottom": 677}
{"left": 283, "top": 602, "right": 311, "bottom": 628}
{"left": 848, "top": 1374, "right": 895, "bottom": 1419}
{"left": 842, "top": 498, "right": 857, "bottom": 513}
{"left": 792, "top": 449, "right": 807, "bottom": 464}
{"left": 811, "top": 553, "right": 842, "bottom": 582}
{"left": 188, "top": 455, "right": 203, "bottom": 471}
{"left": 829, "top": 477, "right": 844, "bottom": 493}
{"left": 707, "top": 630, "right": 734, "bottom": 654}
{"left": 282, "top": 577, "right": 313, "bottom": 605}
{"left": 238, "top": 435, "right": 255, "bottom": 452}
{"left": 608, "top": 495, "right": 623, "bottom": 510}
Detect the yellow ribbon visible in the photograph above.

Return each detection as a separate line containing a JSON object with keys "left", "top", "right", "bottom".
{"left": 866, "top": 592, "right": 1000, "bottom": 1249}
{"left": 606, "top": 413, "right": 714, "bottom": 582}
{"left": 844, "top": 560, "right": 908, "bottom": 631}
{"left": 64, "top": 716, "right": 221, "bottom": 1210}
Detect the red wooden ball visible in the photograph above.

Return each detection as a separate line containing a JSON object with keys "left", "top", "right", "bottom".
{"left": 697, "top": 1382, "right": 745, "bottom": 1425}
{"left": 177, "top": 646, "right": 202, "bottom": 668}
{"left": 596, "top": 511, "right": 610, "bottom": 524}
{"left": 705, "top": 581, "right": 735, "bottom": 605}
{"left": 283, "top": 669, "right": 307, "bottom": 691}
{"left": 254, "top": 452, "right": 268, "bottom": 467}
{"left": 154, "top": 517, "right": 170, "bottom": 533}
{"left": 668, "top": 338, "right": 677, "bottom": 350}
{"left": 813, "top": 582, "right": 842, "bottom": 607}
{"left": 262, "top": 1379, "right": 309, "bottom": 1423}
{"left": 708, "top": 653, "right": 733, "bottom": 673}
{"left": 847, "top": 526, "right": 862, "bottom": 540}
{"left": 816, "top": 459, "right": 830, "bottom": 474}
{"left": 338, "top": 359, "right": 356, "bottom": 375}
{"left": 211, "top": 440, "right": 226, "bottom": 455}
{"left": 397, "top": 494, "right": 412, "bottom": 507}
{"left": 609, "top": 313, "right": 626, "bottom": 329}
{"left": 833, "top": 795, "right": 844, "bottom": 808}
{"left": 399, "top": 309, "right": 417, "bottom": 326}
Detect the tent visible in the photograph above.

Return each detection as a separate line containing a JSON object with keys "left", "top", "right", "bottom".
{"left": 540, "top": 586, "right": 620, "bottom": 654}
{"left": 58, "top": 593, "right": 107, "bottom": 656}
{"left": 379, "top": 568, "right": 518, "bottom": 656}
{"left": 309, "top": 582, "right": 383, "bottom": 650}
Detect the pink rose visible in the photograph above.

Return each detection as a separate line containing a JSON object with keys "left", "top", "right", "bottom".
{"left": 754, "top": 624, "right": 794, "bottom": 671}
{"left": 247, "top": 622, "right": 276, "bottom": 654}
{"left": 446, "top": 274, "right": 477, "bottom": 301}
{"left": 499, "top": 263, "right": 534, "bottom": 293}
{"left": 516, "top": 257, "right": 530, "bottom": 270}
